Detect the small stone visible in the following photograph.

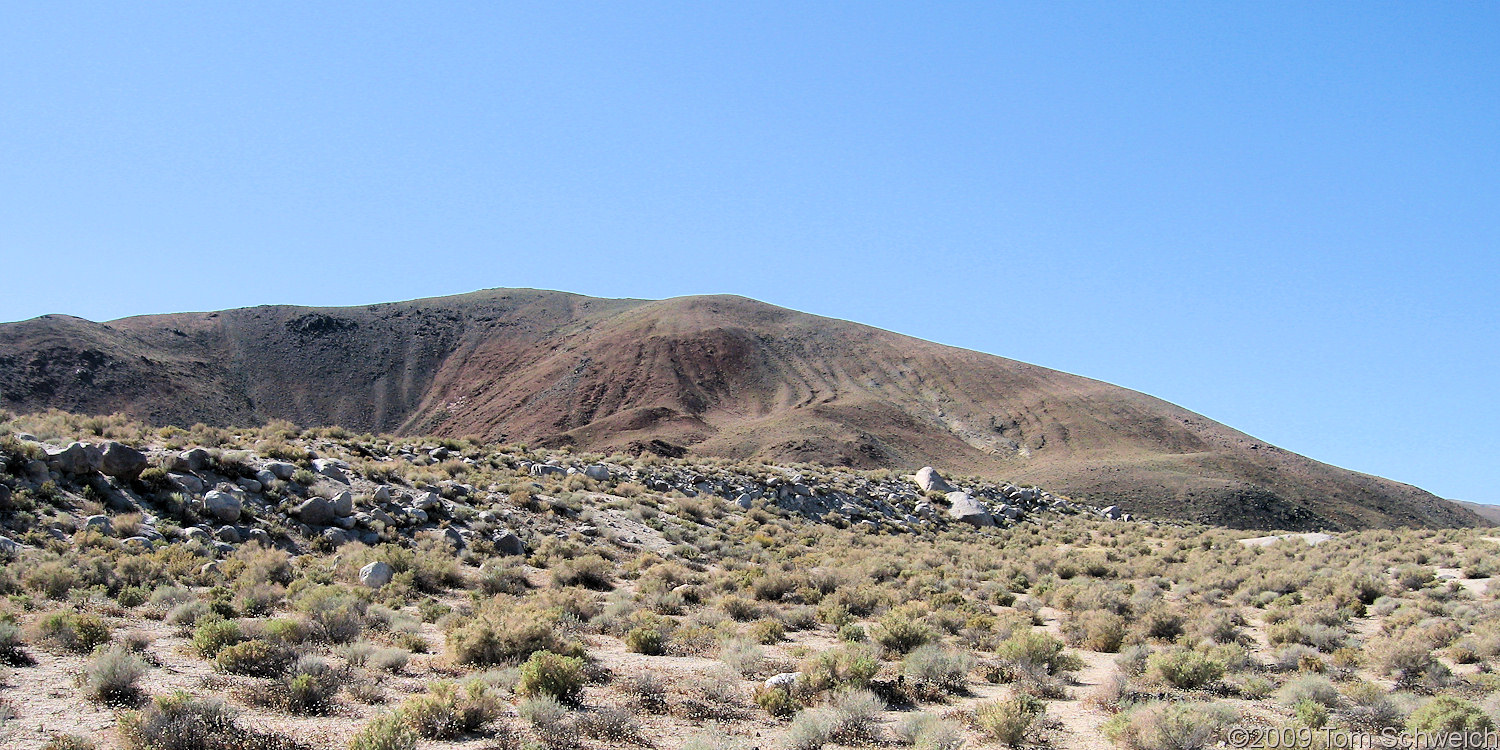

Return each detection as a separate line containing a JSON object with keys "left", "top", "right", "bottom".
{"left": 173, "top": 448, "right": 211, "bottom": 473}
{"left": 99, "top": 442, "right": 148, "bottom": 478}
{"left": 50, "top": 442, "right": 103, "bottom": 475}
{"left": 265, "top": 462, "right": 296, "bottom": 481}
{"left": 169, "top": 473, "right": 205, "bottom": 495}
{"left": 203, "top": 490, "right": 242, "bottom": 523}
{"left": 331, "top": 491, "right": 354, "bottom": 517}
{"left": 84, "top": 514, "right": 113, "bottom": 534}
{"left": 216, "top": 526, "right": 241, "bottom": 543}
{"left": 946, "top": 491, "right": 995, "bottom": 527}
{"left": 294, "top": 497, "right": 337, "bottom": 526}
{"left": 494, "top": 530, "right": 526, "bottom": 556}
{"left": 359, "top": 561, "right": 394, "bottom": 588}
{"left": 913, "top": 466, "right": 955, "bottom": 494}
{"left": 584, "top": 464, "right": 610, "bottom": 481}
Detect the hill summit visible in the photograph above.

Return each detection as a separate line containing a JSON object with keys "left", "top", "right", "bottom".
{"left": 0, "top": 288, "right": 1477, "bottom": 530}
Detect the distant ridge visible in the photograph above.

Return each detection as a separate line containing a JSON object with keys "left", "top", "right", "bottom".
{"left": 0, "top": 288, "right": 1481, "bottom": 531}
{"left": 1453, "top": 500, "right": 1500, "bottom": 525}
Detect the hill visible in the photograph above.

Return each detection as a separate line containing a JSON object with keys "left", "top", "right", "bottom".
{"left": 0, "top": 288, "right": 1478, "bottom": 530}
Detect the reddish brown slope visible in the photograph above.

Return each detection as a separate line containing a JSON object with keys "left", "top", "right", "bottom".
{"left": 0, "top": 289, "right": 1480, "bottom": 530}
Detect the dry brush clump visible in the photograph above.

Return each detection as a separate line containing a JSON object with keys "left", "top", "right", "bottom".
{"left": 1, "top": 412, "right": 1499, "bottom": 749}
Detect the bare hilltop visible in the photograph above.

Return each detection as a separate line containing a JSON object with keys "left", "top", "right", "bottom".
{"left": 0, "top": 288, "right": 1477, "bottom": 531}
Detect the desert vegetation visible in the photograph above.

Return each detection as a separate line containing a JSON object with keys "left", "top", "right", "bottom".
{"left": 0, "top": 408, "right": 1496, "bottom": 749}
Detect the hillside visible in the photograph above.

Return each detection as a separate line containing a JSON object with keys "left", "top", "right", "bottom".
{"left": 0, "top": 288, "right": 1478, "bottom": 530}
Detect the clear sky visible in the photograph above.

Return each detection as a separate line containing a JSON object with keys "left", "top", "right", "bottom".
{"left": 2, "top": 3, "right": 1496, "bottom": 504}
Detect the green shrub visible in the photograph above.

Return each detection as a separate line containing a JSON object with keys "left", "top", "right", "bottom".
{"left": 996, "top": 630, "right": 1080, "bottom": 675}
{"left": 398, "top": 680, "right": 504, "bottom": 739}
{"left": 1148, "top": 649, "right": 1225, "bottom": 690}
{"left": 828, "top": 689, "right": 884, "bottom": 743}
{"left": 0, "top": 620, "right": 31, "bottom": 665}
{"left": 1065, "top": 610, "right": 1126, "bottom": 652}
{"left": 894, "top": 713, "right": 964, "bottom": 750}
{"left": 446, "top": 605, "right": 580, "bottom": 666}
{"left": 516, "top": 650, "right": 586, "bottom": 703}
{"left": 800, "top": 645, "right": 880, "bottom": 693}
{"left": 36, "top": 611, "right": 111, "bottom": 654}
{"left": 575, "top": 706, "right": 643, "bottom": 744}
{"left": 550, "top": 554, "right": 615, "bottom": 590}
{"left": 625, "top": 625, "right": 665, "bottom": 655}
{"left": 974, "top": 694, "right": 1046, "bottom": 747}
{"left": 348, "top": 713, "right": 417, "bottom": 750}
{"left": 1406, "top": 695, "right": 1493, "bottom": 735}
{"left": 1278, "top": 675, "right": 1340, "bottom": 708}
{"left": 43, "top": 735, "right": 96, "bottom": 750}
{"left": 191, "top": 617, "right": 243, "bottom": 658}
{"left": 783, "top": 708, "right": 836, "bottom": 750}
{"left": 755, "top": 685, "right": 800, "bottom": 718}
{"left": 1294, "top": 699, "right": 1329, "bottom": 729}
{"left": 83, "top": 645, "right": 146, "bottom": 704}
{"left": 215, "top": 639, "right": 293, "bottom": 677}
{"left": 751, "top": 618, "right": 786, "bottom": 645}
{"left": 1104, "top": 701, "right": 1235, "bottom": 750}
{"left": 119, "top": 692, "right": 306, "bottom": 750}
{"left": 873, "top": 613, "right": 932, "bottom": 654}
{"left": 902, "top": 644, "right": 973, "bottom": 695}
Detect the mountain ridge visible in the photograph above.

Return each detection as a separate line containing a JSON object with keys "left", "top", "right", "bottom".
{"left": 0, "top": 288, "right": 1479, "bottom": 531}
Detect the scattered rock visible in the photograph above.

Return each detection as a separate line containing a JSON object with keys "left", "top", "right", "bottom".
{"left": 49, "top": 442, "right": 102, "bottom": 474}
{"left": 494, "top": 530, "right": 526, "bottom": 556}
{"left": 766, "top": 672, "right": 801, "bottom": 689}
{"left": 84, "top": 514, "right": 113, "bottom": 534}
{"left": 946, "top": 491, "right": 995, "bottom": 527}
{"left": 203, "top": 490, "right": 242, "bottom": 523}
{"left": 294, "top": 496, "right": 337, "bottom": 526}
{"left": 265, "top": 462, "right": 297, "bottom": 481}
{"left": 173, "top": 448, "right": 211, "bottom": 473}
{"left": 313, "top": 459, "right": 348, "bottom": 483}
{"left": 584, "top": 464, "right": 611, "bottom": 481}
{"left": 913, "top": 466, "right": 955, "bottom": 494}
{"left": 359, "top": 561, "right": 394, "bottom": 588}
{"left": 169, "top": 472, "right": 205, "bottom": 495}
{"left": 99, "top": 442, "right": 148, "bottom": 478}
{"left": 331, "top": 490, "right": 354, "bottom": 517}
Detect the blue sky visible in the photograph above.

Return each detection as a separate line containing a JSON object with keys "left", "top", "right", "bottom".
{"left": 2, "top": 3, "right": 1496, "bottom": 503}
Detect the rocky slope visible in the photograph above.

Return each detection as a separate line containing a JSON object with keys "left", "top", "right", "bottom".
{"left": 0, "top": 430, "right": 1106, "bottom": 563}
{"left": 0, "top": 289, "right": 1478, "bottom": 530}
